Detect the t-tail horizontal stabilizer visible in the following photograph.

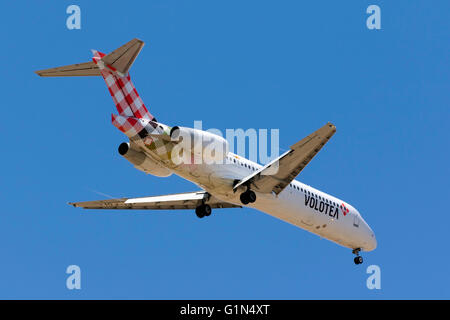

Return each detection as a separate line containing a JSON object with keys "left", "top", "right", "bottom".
{"left": 34, "top": 38, "right": 144, "bottom": 77}
{"left": 35, "top": 38, "right": 156, "bottom": 122}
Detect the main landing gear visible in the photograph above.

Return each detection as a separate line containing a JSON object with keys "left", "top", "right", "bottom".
{"left": 352, "top": 248, "right": 363, "bottom": 265}
{"left": 195, "top": 204, "right": 212, "bottom": 219}
{"left": 240, "top": 190, "right": 256, "bottom": 205}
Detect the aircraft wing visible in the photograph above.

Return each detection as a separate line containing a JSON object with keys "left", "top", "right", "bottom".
{"left": 233, "top": 122, "right": 336, "bottom": 195}
{"left": 69, "top": 191, "right": 241, "bottom": 210}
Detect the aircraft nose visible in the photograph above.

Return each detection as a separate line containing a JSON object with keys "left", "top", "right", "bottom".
{"left": 360, "top": 216, "right": 377, "bottom": 251}
{"left": 366, "top": 230, "right": 377, "bottom": 251}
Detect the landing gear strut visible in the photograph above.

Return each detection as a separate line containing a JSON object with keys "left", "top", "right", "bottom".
{"left": 352, "top": 248, "right": 363, "bottom": 265}
{"left": 240, "top": 190, "right": 256, "bottom": 205}
{"left": 195, "top": 204, "right": 212, "bottom": 218}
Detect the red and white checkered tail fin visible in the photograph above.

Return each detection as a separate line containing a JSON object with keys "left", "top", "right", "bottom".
{"left": 35, "top": 38, "right": 155, "bottom": 121}
{"left": 92, "top": 39, "right": 155, "bottom": 121}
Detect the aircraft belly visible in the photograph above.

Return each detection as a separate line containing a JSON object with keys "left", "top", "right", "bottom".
{"left": 171, "top": 166, "right": 355, "bottom": 250}
{"left": 215, "top": 190, "right": 354, "bottom": 250}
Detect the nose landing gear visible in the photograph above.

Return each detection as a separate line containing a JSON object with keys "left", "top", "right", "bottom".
{"left": 353, "top": 248, "right": 364, "bottom": 265}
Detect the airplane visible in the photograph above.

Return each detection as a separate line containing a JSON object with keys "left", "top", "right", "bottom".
{"left": 35, "top": 38, "right": 376, "bottom": 264}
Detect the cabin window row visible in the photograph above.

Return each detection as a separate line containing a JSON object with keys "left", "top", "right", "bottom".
{"left": 288, "top": 183, "right": 338, "bottom": 207}
{"left": 227, "top": 156, "right": 257, "bottom": 171}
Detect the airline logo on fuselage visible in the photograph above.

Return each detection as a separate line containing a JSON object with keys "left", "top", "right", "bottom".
{"left": 304, "top": 195, "right": 349, "bottom": 220}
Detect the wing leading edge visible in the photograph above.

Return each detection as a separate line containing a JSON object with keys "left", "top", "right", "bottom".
{"left": 69, "top": 191, "right": 241, "bottom": 210}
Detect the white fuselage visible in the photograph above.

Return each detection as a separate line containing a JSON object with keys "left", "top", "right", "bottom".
{"left": 35, "top": 37, "right": 377, "bottom": 255}
{"left": 166, "top": 152, "right": 377, "bottom": 252}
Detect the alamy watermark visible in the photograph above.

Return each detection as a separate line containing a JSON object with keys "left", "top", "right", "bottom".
{"left": 366, "top": 264, "right": 381, "bottom": 290}
{"left": 366, "top": 5, "right": 381, "bottom": 30}
{"left": 66, "top": 265, "right": 81, "bottom": 290}
{"left": 170, "top": 120, "right": 280, "bottom": 169}
{"left": 66, "top": 5, "right": 81, "bottom": 30}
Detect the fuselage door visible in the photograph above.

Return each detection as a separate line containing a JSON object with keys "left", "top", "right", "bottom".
{"left": 353, "top": 214, "right": 360, "bottom": 227}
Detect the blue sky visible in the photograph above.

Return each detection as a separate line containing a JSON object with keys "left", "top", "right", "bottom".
{"left": 0, "top": 1, "right": 448, "bottom": 299}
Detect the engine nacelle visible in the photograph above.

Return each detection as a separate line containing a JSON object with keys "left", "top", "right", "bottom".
{"left": 170, "top": 126, "right": 229, "bottom": 164}
{"left": 118, "top": 142, "right": 172, "bottom": 177}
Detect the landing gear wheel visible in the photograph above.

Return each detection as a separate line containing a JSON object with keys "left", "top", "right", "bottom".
{"left": 195, "top": 206, "right": 205, "bottom": 218}
{"left": 203, "top": 204, "right": 212, "bottom": 217}
{"left": 247, "top": 190, "right": 256, "bottom": 203}
{"left": 352, "top": 248, "right": 363, "bottom": 265}
{"left": 240, "top": 190, "right": 256, "bottom": 205}
{"left": 195, "top": 204, "right": 212, "bottom": 218}
{"left": 240, "top": 192, "right": 250, "bottom": 205}
{"left": 354, "top": 256, "right": 363, "bottom": 265}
